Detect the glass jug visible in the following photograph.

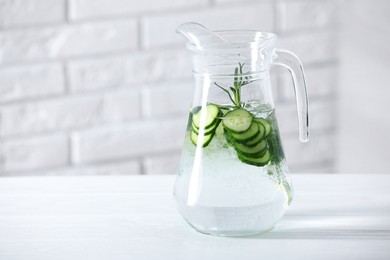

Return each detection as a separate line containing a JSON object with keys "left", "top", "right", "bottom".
{"left": 173, "top": 23, "right": 309, "bottom": 236}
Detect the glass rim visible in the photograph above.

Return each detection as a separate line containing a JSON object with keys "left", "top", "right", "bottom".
{"left": 185, "top": 30, "right": 278, "bottom": 52}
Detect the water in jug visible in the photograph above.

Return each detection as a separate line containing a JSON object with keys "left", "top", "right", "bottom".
{"left": 173, "top": 23, "right": 309, "bottom": 236}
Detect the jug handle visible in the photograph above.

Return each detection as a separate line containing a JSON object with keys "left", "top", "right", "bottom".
{"left": 273, "top": 49, "right": 309, "bottom": 142}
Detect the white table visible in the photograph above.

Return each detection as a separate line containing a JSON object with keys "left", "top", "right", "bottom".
{"left": 0, "top": 174, "right": 389, "bottom": 260}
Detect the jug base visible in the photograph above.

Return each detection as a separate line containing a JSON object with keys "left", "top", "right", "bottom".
{"left": 189, "top": 224, "right": 276, "bottom": 237}
{"left": 175, "top": 200, "right": 286, "bottom": 237}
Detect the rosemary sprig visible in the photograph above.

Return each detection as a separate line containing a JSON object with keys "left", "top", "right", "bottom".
{"left": 214, "top": 82, "right": 236, "bottom": 105}
{"left": 214, "top": 63, "right": 253, "bottom": 108}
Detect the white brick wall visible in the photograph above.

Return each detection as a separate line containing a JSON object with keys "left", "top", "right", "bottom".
{"left": 0, "top": 19, "right": 138, "bottom": 64}
{"left": 276, "top": 65, "right": 337, "bottom": 102}
{"left": 143, "top": 152, "right": 181, "bottom": 175}
{"left": 278, "top": 32, "right": 338, "bottom": 65}
{"left": 277, "top": 98, "right": 336, "bottom": 136}
{"left": 283, "top": 131, "right": 336, "bottom": 170}
{"left": 142, "top": 80, "right": 193, "bottom": 118}
{"left": 0, "top": 63, "right": 65, "bottom": 102}
{"left": 0, "top": 134, "right": 68, "bottom": 172}
{"left": 275, "top": 0, "right": 338, "bottom": 32}
{"left": 0, "top": 0, "right": 65, "bottom": 28}
{"left": 71, "top": 118, "right": 186, "bottom": 164}
{"left": 69, "top": 0, "right": 208, "bottom": 21}
{"left": 67, "top": 49, "right": 192, "bottom": 92}
{"left": 0, "top": 0, "right": 339, "bottom": 176}
{"left": 0, "top": 90, "right": 140, "bottom": 137}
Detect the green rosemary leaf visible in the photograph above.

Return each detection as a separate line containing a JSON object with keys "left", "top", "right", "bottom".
{"left": 214, "top": 63, "right": 251, "bottom": 108}
{"left": 214, "top": 82, "right": 236, "bottom": 105}
{"left": 239, "top": 63, "right": 244, "bottom": 74}
{"left": 234, "top": 67, "right": 238, "bottom": 87}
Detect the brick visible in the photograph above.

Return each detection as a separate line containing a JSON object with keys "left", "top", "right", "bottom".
{"left": 282, "top": 131, "right": 336, "bottom": 167}
{"left": 0, "top": 0, "right": 64, "bottom": 29}
{"left": 0, "top": 63, "right": 65, "bottom": 103}
{"left": 143, "top": 153, "right": 181, "bottom": 175}
{"left": 276, "top": 0, "right": 338, "bottom": 32}
{"left": 143, "top": 81, "right": 193, "bottom": 118}
{"left": 72, "top": 118, "right": 187, "bottom": 164}
{"left": 67, "top": 49, "right": 192, "bottom": 92}
{"left": 0, "top": 19, "right": 137, "bottom": 64}
{"left": 124, "top": 49, "right": 192, "bottom": 85}
{"left": 141, "top": 3, "right": 273, "bottom": 48}
{"left": 67, "top": 56, "right": 126, "bottom": 92}
{"left": 276, "top": 98, "right": 336, "bottom": 136}
{"left": 278, "top": 32, "right": 337, "bottom": 65}
{"left": 276, "top": 65, "right": 338, "bottom": 102}
{"left": 69, "top": 0, "right": 208, "bottom": 20}
{"left": 0, "top": 134, "right": 68, "bottom": 173}
{"left": 0, "top": 90, "right": 140, "bottom": 137}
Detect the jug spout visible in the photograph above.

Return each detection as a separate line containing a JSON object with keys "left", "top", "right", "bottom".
{"left": 176, "top": 22, "right": 227, "bottom": 49}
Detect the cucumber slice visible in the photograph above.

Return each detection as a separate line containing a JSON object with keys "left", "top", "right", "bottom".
{"left": 244, "top": 123, "right": 265, "bottom": 147}
{"left": 238, "top": 149, "right": 271, "bottom": 166}
{"left": 235, "top": 140, "right": 267, "bottom": 158}
{"left": 255, "top": 118, "right": 272, "bottom": 137}
{"left": 190, "top": 130, "right": 214, "bottom": 147}
{"left": 192, "top": 104, "right": 221, "bottom": 129}
{"left": 191, "top": 120, "right": 219, "bottom": 135}
{"left": 222, "top": 108, "right": 253, "bottom": 133}
{"left": 230, "top": 122, "right": 259, "bottom": 143}
{"left": 244, "top": 132, "right": 262, "bottom": 147}
{"left": 243, "top": 122, "right": 265, "bottom": 146}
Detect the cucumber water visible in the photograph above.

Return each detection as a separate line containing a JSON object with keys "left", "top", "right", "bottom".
{"left": 176, "top": 101, "right": 291, "bottom": 236}
{"left": 174, "top": 61, "right": 296, "bottom": 236}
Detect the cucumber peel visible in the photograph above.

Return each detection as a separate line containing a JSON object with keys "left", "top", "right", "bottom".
{"left": 238, "top": 149, "right": 271, "bottom": 166}
{"left": 244, "top": 123, "right": 265, "bottom": 147}
{"left": 192, "top": 104, "right": 221, "bottom": 129}
{"left": 192, "top": 120, "right": 218, "bottom": 135}
{"left": 235, "top": 140, "right": 267, "bottom": 158}
{"left": 255, "top": 118, "right": 272, "bottom": 137}
{"left": 190, "top": 104, "right": 222, "bottom": 147}
{"left": 190, "top": 131, "right": 214, "bottom": 147}
{"left": 230, "top": 122, "right": 260, "bottom": 143}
